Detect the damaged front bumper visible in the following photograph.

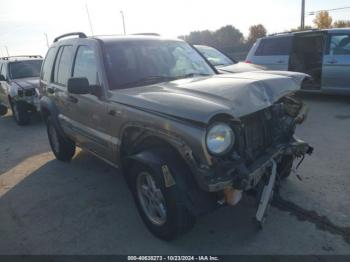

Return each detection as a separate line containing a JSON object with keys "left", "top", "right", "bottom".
{"left": 15, "top": 94, "right": 41, "bottom": 112}
{"left": 194, "top": 136, "right": 313, "bottom": 192}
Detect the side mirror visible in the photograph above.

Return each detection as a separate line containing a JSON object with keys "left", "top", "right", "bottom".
{"left": 67, "top": 77, "right": 90, "bottom": 94}
{"left": 0, "top": 75, "right": 6, "bottom": 81}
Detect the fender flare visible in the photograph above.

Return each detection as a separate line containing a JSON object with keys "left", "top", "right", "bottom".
{"left": 125, "top": 149, "right": 218, "bottom": 216}
{"left": 39, "top": 96, "right": 66, "bottom": 138}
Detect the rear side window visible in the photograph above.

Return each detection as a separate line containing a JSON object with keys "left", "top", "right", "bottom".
{"left": 73, "top": 46, "right": 98, "bottom": 85}
{"left": 255, "top": 37, "right": 292, "bottom": 56}
{"left": 41, "top": 47, "right": 57, "bottom": 82}
{"left": 53, "top": 45, "right": 73, "bottom": 86}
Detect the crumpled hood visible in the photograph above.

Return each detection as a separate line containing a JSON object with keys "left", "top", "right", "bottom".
{"left": 218, "top": 62, "right": 266, "bottom": 74}
{"left": 110, "top": 71, "right": 308, "bottom": 124}
{"left": 12, "top": 77, "right": 40, "bottom": 90}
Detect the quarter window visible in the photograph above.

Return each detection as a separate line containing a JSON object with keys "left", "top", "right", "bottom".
{"left": 41, "top": 47, "right": 57, "bottom": 82}
{"left": 53, "top": 45, "right": 73, "bottom": 86}
{"left": 255, "top": 37, "right": 292, "bottom": 56}
{"left": 73, "top": 46, "right": 98, "bottom": 85}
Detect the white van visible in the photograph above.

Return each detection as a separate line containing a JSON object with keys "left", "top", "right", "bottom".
{"left": 246, "top": 28, "right": 350, "bottom": 94}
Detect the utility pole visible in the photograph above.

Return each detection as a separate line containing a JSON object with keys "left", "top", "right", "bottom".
{"left": 5, "top": 46, "right": 9, "bottom": 56}
{"left": 120, "top": 10, "right": 126, "bottom": 35}
{"left": 44, "top": 33, "right": 49, "bottom": 48}
{"left": 301, "top": 0, "right": 305, "bottom": 30}
{"left": 85, "top": 4, "right": 94, "bottom": 36}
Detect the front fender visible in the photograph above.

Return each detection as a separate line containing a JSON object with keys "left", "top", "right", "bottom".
{"left": 40, "top": 96, "right": 66, "bottom": 138}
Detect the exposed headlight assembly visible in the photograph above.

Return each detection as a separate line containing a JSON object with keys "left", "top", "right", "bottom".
{"left": 206, "top": 123, "right": 235, "bottom": 155}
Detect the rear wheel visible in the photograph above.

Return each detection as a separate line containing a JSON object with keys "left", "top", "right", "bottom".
{"left": 0, "top": 104, "right": 8, "bottom": 116}
{"left": 11, "top": 100, "right": 30, "bottom": 125}
{"left": 128, "top": 158, "right": 195, "bottom": 240}
{"left": 47, "top": 117, "right": 76, "bottom": 161}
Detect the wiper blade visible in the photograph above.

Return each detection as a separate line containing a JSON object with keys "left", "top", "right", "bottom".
{"left": 119, "top": 76, "right": 177, "bottom": 88}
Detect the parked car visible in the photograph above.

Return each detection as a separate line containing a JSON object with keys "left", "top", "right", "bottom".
{"left": 0, "top": 56, "right": 43, "bottom": 125}
{"left": 194, "top": 44, "right": 265, "bottom": 73}
{"left": 40, "top": 32, "right": 313, "bottom": 240}
{"left": 246, "top": 28, "right": 350, "bottom": 94}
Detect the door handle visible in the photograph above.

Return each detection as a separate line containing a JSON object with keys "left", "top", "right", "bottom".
{"left": 67, "top": 95, "right": 78, "bottom": 103}
{"left": 326, "top": 59, "right": 338, "bottom": 64}
{"left": 47, "top": 87, "right": 55, "bottom": 94}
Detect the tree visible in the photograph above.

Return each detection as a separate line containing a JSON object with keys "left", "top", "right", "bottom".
{"left": 178, "top": 25, "right": 245, "bottom": 53}
{"left": 313, "top": 11, "right": 332, "bottom": 29}
{"left": 213, "top": 25, "right": 244, "bottom": 52}
{"left": 185, "top": 30, "right": 217, "bottom": 47}
{"left": 247, "top": 24, "right": 267, "bottom": 44}
{"left": 333, "top": 20, "right": 350, "bottom": 28}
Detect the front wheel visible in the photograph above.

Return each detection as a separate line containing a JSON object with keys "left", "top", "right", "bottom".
{"left": 129, "top": 161, "right": 195, "bottom": 240}
{"left": 47, "top": 117, "right": 76, "bottom": 161}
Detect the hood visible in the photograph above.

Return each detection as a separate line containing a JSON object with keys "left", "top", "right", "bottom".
{"left": 109, "top": 71, "right": 308, "bottom": 124}
{"left": 218, "top": 62, "right": 266, "bottom": 74}
{"left": 12, "top": 77, "right": 40, "bottom": 90}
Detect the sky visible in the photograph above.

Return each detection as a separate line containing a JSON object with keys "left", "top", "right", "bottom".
{"left": 0, "top": 0, "right": 350, "bottom": 56}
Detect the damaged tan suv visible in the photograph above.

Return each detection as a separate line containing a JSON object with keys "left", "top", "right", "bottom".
{"left": 40, "top": 32, "right": 313, "bottom": 240}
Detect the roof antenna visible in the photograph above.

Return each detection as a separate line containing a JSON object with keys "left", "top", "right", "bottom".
{"left": 85, "top": 3, "right": 94, "bottom": 36}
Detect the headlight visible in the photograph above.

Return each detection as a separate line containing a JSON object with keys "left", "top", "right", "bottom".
{"left": 206, "top": 123, "right": 235, "bottom": 155}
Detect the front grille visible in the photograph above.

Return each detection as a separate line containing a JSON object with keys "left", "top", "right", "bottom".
{"left": 24, "top": 88, "right": 35, "bottom": 96}
{"left": 241, "top": 110, "right": 273, "bottom": 162}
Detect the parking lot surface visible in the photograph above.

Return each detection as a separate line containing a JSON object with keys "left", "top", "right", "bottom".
{"left": 0, "top": 94, "right": 349, "bottom": 254}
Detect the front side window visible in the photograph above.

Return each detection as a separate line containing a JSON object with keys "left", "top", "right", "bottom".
{"left": 73, "top": 46, "right": 98, "bottom": 85}
{"left": 329, "top": 34, "right": 350, "bottom": 55}
{"left": 9, "top": 60, "right": 43, "bottom": 79}
{"left": 255, "top": 36, "right": 292, "bottom": 56}
{"left": 53, "top": 45, "right": 73, "bottom": 86}
{"left": 196, "top": 45, "right": 234, "bottom": 67}
{"left": 103, "top": 40, "right": 215, "bottom": 89}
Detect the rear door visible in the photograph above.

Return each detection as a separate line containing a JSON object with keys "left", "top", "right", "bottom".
{"left": 49, "top": 45, "right": 75, "bottom": 137}
{"left": 322, "top": 33, "right": 350, "bottom": 91}
{"left": 248, "top": 36, "right": 292, "bottom": 70}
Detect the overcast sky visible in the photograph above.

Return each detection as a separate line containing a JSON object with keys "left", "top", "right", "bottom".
{"left": 0, "top": 0, "right": 350, "bottom": 56}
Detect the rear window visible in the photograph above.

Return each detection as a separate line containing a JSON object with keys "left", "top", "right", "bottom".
{"left": 255, "top": 37, "right": 292, "bottom": 56}
{"left": 9, "top": 60, "right": 43, "bottom": 79}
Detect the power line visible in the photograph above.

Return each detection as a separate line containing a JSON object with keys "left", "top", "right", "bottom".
{"left": 308, "top": 6, "right": 350, "bottom": 15}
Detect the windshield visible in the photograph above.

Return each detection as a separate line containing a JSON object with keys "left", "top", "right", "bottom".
{"left": 195, "top": 45, "right": 235, "bottom": 67}
{"left": 103, "top": 40, "right": 215, "bottom": 89}
{"left": 9, "top": 60, "right": 43, "bottom": 79}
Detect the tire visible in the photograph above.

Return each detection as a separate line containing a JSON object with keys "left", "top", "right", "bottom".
{"left": 128, "top": 158, "right": 195, "bottom": 240}
{"left": 46, "top": 117, "right": 76, "bottom": 162}
{"left": 277, "top": 155, "right": 294, "bottom": 179}
{"left": 11, "top": 100, "right": 30, "bottom": 125}
{"left": 0, "top": 104, "right": 8, "bottom": 116}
